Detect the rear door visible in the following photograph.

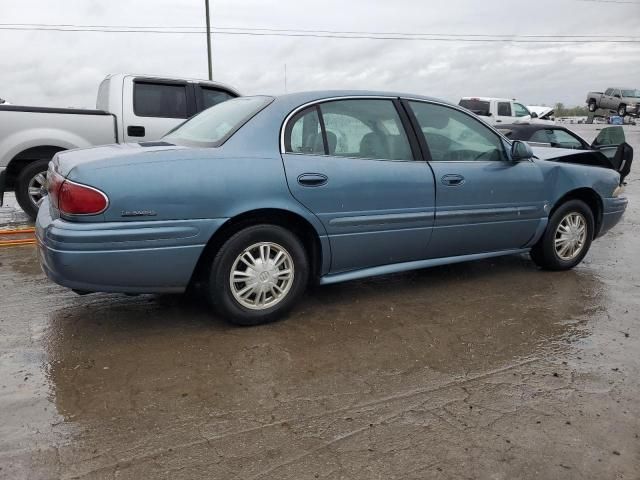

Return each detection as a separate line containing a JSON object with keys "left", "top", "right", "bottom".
{"left": 494, "top": 101, "right": 513, "bottom": 124}
{"left": 122, "top": 79, "right": 195, "bottom": 142}
{"left": 405, "top": 100, "right": 547, "bottom": 258}
{"left": 280, "top": 97, "right": 435, "bottom": 273}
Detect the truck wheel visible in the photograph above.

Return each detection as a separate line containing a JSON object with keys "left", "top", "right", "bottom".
{"left": 617, "top": 104, "right": 626, "bottom": 117}
{"left": 207, "top": 224, "right": 309, "bottom": 326}
{"left": 530, "top": 200, "right": 594, "bottom": 271}
{"left": 15, "top": 159, "right": 50, "bottom": 220}
{"left": 588, "top": 100, "right": 597, "bottom": 112}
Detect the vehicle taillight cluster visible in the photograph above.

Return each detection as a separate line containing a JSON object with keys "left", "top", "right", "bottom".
{"left": 47, "top": 170, "right": 109, "bottom": 215}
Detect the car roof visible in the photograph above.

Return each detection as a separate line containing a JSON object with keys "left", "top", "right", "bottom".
{"left": 267, "top": 90, "right": 457, "bottom": 113}
{"left": 460, "top": 96, "right": 513, "bottom": 102}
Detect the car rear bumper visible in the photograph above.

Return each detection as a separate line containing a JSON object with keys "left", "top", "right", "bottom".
{"left": 597, "top": 196, "right": 628, "bottom": 237}
{"left": 36, "top": 198, "right": 227, "bottom": 294}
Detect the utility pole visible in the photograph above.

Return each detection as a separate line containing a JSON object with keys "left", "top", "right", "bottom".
{"left": 205, "top": 0, "right": 213, "bottom": 80}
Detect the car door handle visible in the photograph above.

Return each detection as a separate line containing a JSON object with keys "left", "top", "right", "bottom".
{"left": 441, "top": 174, "right": 465, "bottom": 186}
{"left": 127, "top": 125, "right": 146, "bottom": 137}
{"left": 495, "top": 119, "right": 502, "bottom": 123}
{"left": 297, "top": 173, "right": 328, "bottom": 187}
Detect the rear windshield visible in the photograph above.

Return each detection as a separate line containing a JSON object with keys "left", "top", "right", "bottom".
{"left": 458, "top": 99, "right": 491, "bottom": 116}
{"left": 163, "top": 96, "right": 273, "bottom": 147}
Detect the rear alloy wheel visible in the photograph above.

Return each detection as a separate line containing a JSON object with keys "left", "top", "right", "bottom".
{"left": 530, "top": 199, "right": 594, "bottom": 271}
{"left": 618, "top": 104, "right": 626, "bottom": 117}
{"left": 588, "top": 100, "right": 597, "bottom": 112}
{"left": 208, "top": 225, "right": 309, "bottom": 325}
{"left": 15, "top": 159, "right": 51, "bottom": 220}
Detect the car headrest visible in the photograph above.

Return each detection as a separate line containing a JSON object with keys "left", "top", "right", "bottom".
{"left": 360, "top": 132, "right": 389, "bottom": 159}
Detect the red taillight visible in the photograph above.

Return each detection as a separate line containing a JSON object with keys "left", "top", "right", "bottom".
{"left": 47, "top": 171, "right": 108, "bottom": 215}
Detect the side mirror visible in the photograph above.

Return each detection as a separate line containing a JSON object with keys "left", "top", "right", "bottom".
{"left": 511, "top": 140, "right": 533, "bottom": 161}
{"left": 531, "top": 112, "right": 538, "bottom": 119}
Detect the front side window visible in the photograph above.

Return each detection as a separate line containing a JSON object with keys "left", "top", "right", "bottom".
{"left": 163, "top": 95, "right": 272, "bottom": 147}
{"left": 513, "top": 103, "right": 530, "bottom": 117}
{"left": 497, "top": 102, "right": 512, "bottom": 116}
{"left": 409, "top": 101, "right": 507, "bottom": 162}
{"left": 134, "top": 82, "right": 188, "bottom": 118}
{"left": 200, "top": 87, "right": 235, "bottom": 109}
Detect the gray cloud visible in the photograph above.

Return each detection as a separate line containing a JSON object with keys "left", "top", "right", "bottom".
{"left": 1, "top": 0, "right": 638, "bottom": 108}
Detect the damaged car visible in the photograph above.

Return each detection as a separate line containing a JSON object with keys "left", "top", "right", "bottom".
{"left": 36, "top": 92, "right": 631, "bottom": 325}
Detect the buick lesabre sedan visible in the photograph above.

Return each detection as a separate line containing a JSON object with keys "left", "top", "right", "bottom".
{"left": 37, "top": 92, "right": 630, "bottom": 325}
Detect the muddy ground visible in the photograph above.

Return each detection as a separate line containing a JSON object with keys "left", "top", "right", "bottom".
{"left": 1, "top": 125, "right": 639, "bottom": 479}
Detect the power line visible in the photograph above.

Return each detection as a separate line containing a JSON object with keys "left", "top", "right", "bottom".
{"left": 0, "top": 25, "right": 639, "bottom": 43}
{"left": 0, "top": 23, "right": 637, "bottom": 39}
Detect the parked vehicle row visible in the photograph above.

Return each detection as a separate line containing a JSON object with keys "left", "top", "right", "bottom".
{"left": 36, "top": 91, "right": 631, "bottom": 325}
{"left": 0, "top": 73, "right": 239, "bottom": 218}
{"left": 586, "top": 87, "right": 640, "bottom": 117}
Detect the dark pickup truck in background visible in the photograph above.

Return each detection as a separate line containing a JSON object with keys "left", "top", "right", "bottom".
{"left": 586, "top": 87, "right": 640, "bottom": 117}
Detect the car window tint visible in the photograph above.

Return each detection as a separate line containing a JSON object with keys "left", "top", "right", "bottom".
{"left": 529, "top": 130, "right": 552, "bottom": 144}
{"left": 513, "top": 103, "right": 530, "bottom": 117}
{"left": 409, "top": 101, "right": 507, "bottom": 162}
{"left": 134, "top": 82, "right": 188, "bottom": 118}
{"left": 163, "top": 96, "right": 272, "bottom": 147}
{"left": 200, "top": 87, "right": 235, "bottom": 109}
{"left": 285, "top": 107, "right": 325, "bottom": 155}
{"left": 549, "top": 129, "right": 583, "bottom": 149}
{"left": 318, "top": 100, "right": 412, "bottom": 160}
{"left": 458, "top": 99, "right": 491, "bottom": 116}
{"left": 604, "top": 88, "right": 613, "bottom": 96}
{"left": 497, "top": 102, "right": 512, "bottom": 116}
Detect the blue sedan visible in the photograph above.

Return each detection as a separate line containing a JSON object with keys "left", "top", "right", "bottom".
{"left": 36, "top": 92, "right": 630, "bottom": 325}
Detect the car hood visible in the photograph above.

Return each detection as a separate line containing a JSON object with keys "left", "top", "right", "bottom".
{"left": 53, "top": 142, "right": 189, "bottom": 177}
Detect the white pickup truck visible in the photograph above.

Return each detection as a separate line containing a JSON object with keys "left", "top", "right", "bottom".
{"left": 458, "top": 97, "right": 554, "bottom": 126}
{"left": 0, "top": 73, "right": 239, "bottom": 219}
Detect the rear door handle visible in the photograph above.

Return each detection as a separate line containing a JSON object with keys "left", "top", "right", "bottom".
{"left": 298, "top": 173, "right": 328, "bottom": 187}
{"left": 127, "top": 125, "right": 146, "bottom": 137}
{"left": 441, "top": 174, "right": 465, "bottom": 186}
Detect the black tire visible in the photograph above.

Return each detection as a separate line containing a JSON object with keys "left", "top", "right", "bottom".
{"left": 530, "top": 199, "right": 594, "bottom": 271}
{"left": 15, "top": 159, "right": 51, "bottom": 220}
{"left": 207, "top": 224, "right": 309, "bottom": 326}
{"left": 618, "top": 104, "right": 626, "bottom": 117}
{"left": 588, "top": 100, "right": 597, "bottom": 112}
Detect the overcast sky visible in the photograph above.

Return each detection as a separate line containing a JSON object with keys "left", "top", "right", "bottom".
{"left": 1, "top": 0, "right": 639, "bottom": 108}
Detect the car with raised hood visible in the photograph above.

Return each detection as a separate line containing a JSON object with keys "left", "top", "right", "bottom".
{"left": 0, "top": 73, "right": 239, "bottom": 219}
{"left": 36, "top": 91, "right": 630, "bottom": 326}
{"left": 586, "top": 87, "right": 640, "bottom": 117}
{"left": 496, "top": 124, "right": 633, "bottom": 181}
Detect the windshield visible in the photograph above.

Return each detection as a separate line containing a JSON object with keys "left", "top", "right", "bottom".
{"left": 163, "top": 96, "right": 273, "bottom": 147}
{"left": 621, "top": 89, "right": 640, "bottom": 98}
{"left": 458, "top": 99, "right": 491, "bottom": 116}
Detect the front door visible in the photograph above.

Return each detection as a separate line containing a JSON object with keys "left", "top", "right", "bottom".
{"left": 405, "top": 100, "right": 547, "bottom": 259}
{"left": 280, "top": 98, "right": 435, "bottom": 273}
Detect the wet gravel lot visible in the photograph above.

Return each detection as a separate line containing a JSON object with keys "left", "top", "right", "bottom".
{"left": 1, "top": 125, "right": 639, "bottom": 479}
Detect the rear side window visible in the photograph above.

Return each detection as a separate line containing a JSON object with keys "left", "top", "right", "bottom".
{"left": 285, "top": 107, "right": 325, "bottom": 155}
{"left": 458, "top": 99, "right": 491, "bottom": 116}
{"left": 497, "top": 102, "right": 512, "bottom": 116}
{"left": 200, "top": 87, "right": 235, "bottom": 109}
{"left": 604, "top": 88, "right": 614, "bottom": 96}
{"left": 134, "top": 82, "right": 188, "bottom": 118}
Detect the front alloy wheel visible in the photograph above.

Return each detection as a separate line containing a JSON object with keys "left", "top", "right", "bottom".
{"left": 530, "top": 199, "right": 594, "bottom": 271}
{"left": 554, "top": 213, "right": 587, "bottom": 261}
{"left": 208, "top": 224, "right": 309, "bottom": 325}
